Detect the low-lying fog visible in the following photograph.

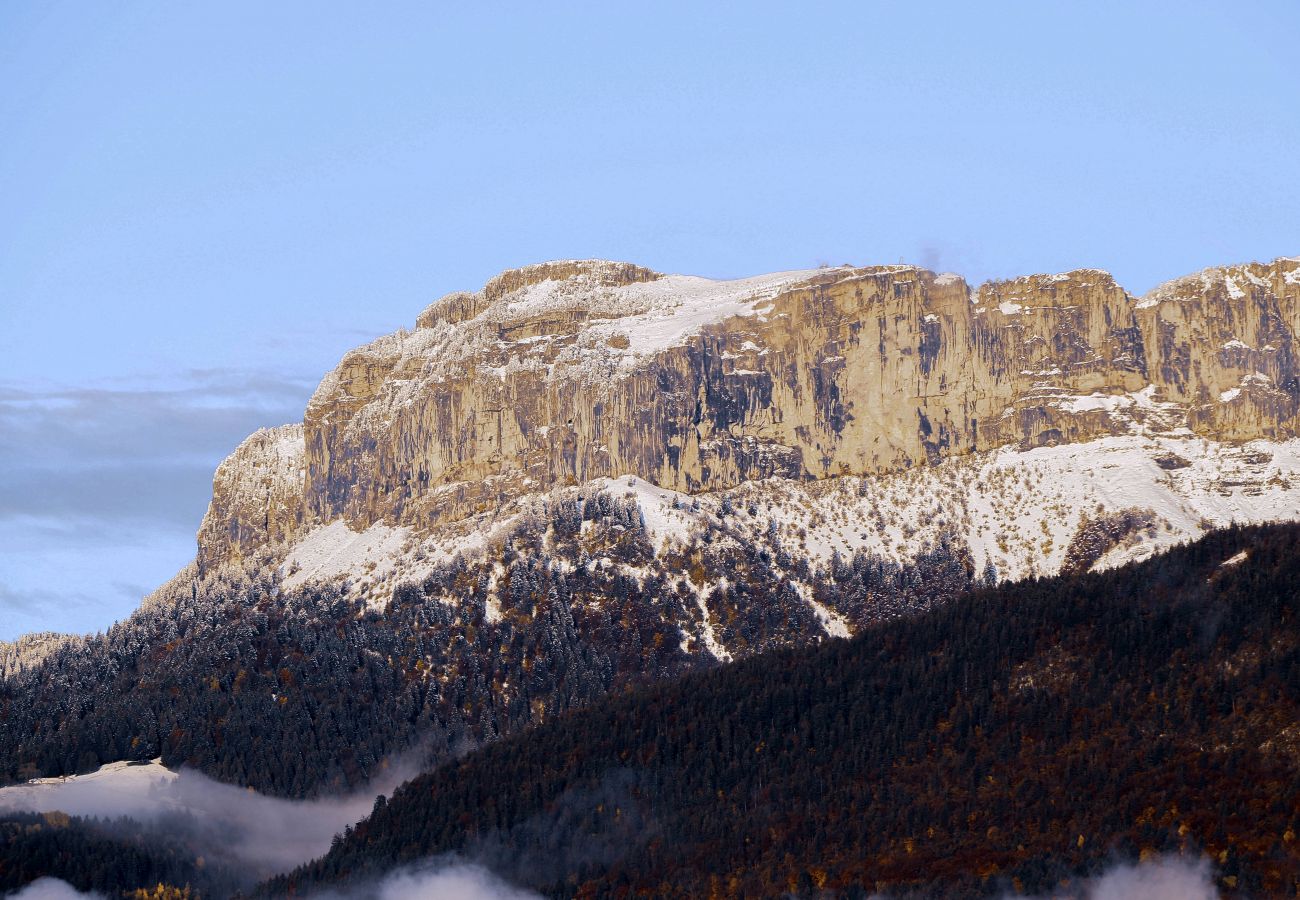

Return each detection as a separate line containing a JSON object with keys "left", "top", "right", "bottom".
{"left": 0, "top": 756, "right": 544, "bottom": 898}
{"left": 1, "top": 761, "right": 1222, "bottom": 899}
{"left": 0, "top": 756, "right": 412, "bottom": 877}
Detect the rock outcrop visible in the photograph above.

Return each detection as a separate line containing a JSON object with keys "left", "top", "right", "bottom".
{"left": 1136, "top": 260, "right": 1300, "bottom": 440}
{"left": 197, "top": 425, "right": 305, "bottom": 573}
{"left": 197, "top": 255, "right": 1300, "bottom": 572}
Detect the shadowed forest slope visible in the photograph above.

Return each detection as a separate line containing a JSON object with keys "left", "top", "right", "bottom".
{"left": 273, "top": 524, "right": 1300, "bottom": 899}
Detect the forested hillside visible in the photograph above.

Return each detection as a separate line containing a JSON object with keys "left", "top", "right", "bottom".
{"left": 274, "top": 524, "right": 1300, "bottom": 899}
{"left": 0, "top": 633, "right": 74, "bottom": 680}
{"left": 0, "top": 810, "right": 236, "bottom": 897}
{"left": 0, "top": 490, "right": 974, "bottom": 798}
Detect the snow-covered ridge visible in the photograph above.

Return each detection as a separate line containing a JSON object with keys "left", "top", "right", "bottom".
{"left": 1136, "top": 255, "right": 1298, "bottom": 308}
{"left": 500, "top": 265, "right": 829, "bottom": 358}
{"left": 701, "top": 434, "right": 1300, "bottom": 579}
{"left": 274, "top": 434, "right": 1300, "bottom": 613}
{"left": 252, "top": 428, "right": 1300, "bottom": 663}
{"left": 303, "top": 252, "right": 1299, "bottom": 417}
{"left": 201, "top": 251, "right": 1300, "bottom": 577}
{"left": 987, "top": 267, "right": 1115, "bottom": 284}
{"left": 305, "top": 262, "right": 835, "bottom": 422}
{"left": 593, "top": 270, "right": 826, "bottom": 357}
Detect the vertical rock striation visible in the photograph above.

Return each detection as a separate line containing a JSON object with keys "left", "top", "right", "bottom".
{"left": 197, "top": 255, "right": 1300, "bottom": 572}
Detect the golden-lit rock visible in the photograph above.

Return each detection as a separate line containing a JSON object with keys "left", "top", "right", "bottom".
{"left": 196, "top": 255, "right": 1300, "bottom": 572}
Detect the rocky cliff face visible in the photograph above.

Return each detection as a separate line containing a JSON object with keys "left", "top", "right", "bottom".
{"left": 196, "top": 425, "right": 305, "bottom": 573}
{"left": 1137, "top": 260, "right": 1300, "bottom": 439}
{"left": 198, "top": 255, "right": 1300, "bottom": 573}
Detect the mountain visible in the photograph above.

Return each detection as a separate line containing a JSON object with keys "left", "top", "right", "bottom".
{"left": 4, "top": 255, "right": 1300, "bottom": 805}
{"left": 2, "top": 255, "right": 1299, "bottom": 896}
{"left": 199, "top": 255, "right": 1300, "bottom": 594}
{"left": 269, "top": 523, "right": 1300, "bottom": 899}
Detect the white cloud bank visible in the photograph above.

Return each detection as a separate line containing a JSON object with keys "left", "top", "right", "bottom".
{"left": 0, "top": 756, "right": 418, "bottom": 879}
{"left": 1, "top": 763, "right": 1220, "bottom": 900}
{"left": 998, "top": 853, "right": 1219, "bottom": 900}
{"left": 0, "top": 757, "right": 541, "bottom": 899}
{"left": 1087, "top": 855, "right": 1217, "bottom": 900}
{"left": 309, "top": 860, "right": 541, "bottom": 900}
{"left": 4, "top": 878, "right": 105, "bottom": 899}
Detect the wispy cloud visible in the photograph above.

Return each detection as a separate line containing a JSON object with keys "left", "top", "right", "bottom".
{"left": 0, "top": 751, "right": 440, "bottom": 887}
{"left": 0, "top": 368, "right": 316, "bottom": 637}
{"left": 0, "top": 368, "right": 314, "bottom": 474}
{"left": 0, "top": 768, "right": 541, "bottom": 899}
{"left": 0, "top": 583, "right": 103, "bottom": 616}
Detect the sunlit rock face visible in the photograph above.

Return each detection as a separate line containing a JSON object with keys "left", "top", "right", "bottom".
{"left": 197, "top": 255, "right": 1300, "bottom": 572}
{"left": 1134, "top": 259, "right": 1300, "bottom": 440}
{"left": 197, "top": 424, "right": 305, "bottom": 573}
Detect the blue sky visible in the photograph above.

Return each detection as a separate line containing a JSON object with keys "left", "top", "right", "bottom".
{"left": 2, "top": 1, "right": 1298, "bottom": 638}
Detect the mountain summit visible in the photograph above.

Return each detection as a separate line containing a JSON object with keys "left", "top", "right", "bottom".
{"left": 199, "top": 255, "right": 1300, "bottom": 590}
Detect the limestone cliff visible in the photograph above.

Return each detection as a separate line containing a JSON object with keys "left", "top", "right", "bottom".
{"left": 197, "top": 255, "right": 1300, "bottom": 572}
{"left": 197, "top": 425, "right": 305, "bottom": 573}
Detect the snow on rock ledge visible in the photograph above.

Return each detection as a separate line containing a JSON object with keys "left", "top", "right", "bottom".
{"left": 194, "top": 254, "right": 1300, "bottom": 577}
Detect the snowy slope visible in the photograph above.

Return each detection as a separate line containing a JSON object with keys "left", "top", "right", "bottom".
{"left": 507, "top": 265, "right": 827, "bottom": 360}
{"left": 272, "top": 434, "right": 1300, "bottom": 629}
{"left": 723, "top": 435, "right": 1300, "bottom": 580}
{"left": 0, "top": 759, "right": 182, "bottom": 817}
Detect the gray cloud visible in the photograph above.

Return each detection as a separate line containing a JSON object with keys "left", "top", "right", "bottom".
{"left": 0, "top": 464, "right": 225, "bottom": 528}
{"left": 0, "top": 369, "right": 316, "bottom": 636}
{"left": 1, "top": 514, "right": 187, "bottom": 552}
{"left": 0, "top": 369, "right": 314, "bottom": 475}
{"left": 0, "top": 583, "right": 100, "bottom": 615}
{"left": 0, "top": 579, "right": 144, "bottom": 640}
